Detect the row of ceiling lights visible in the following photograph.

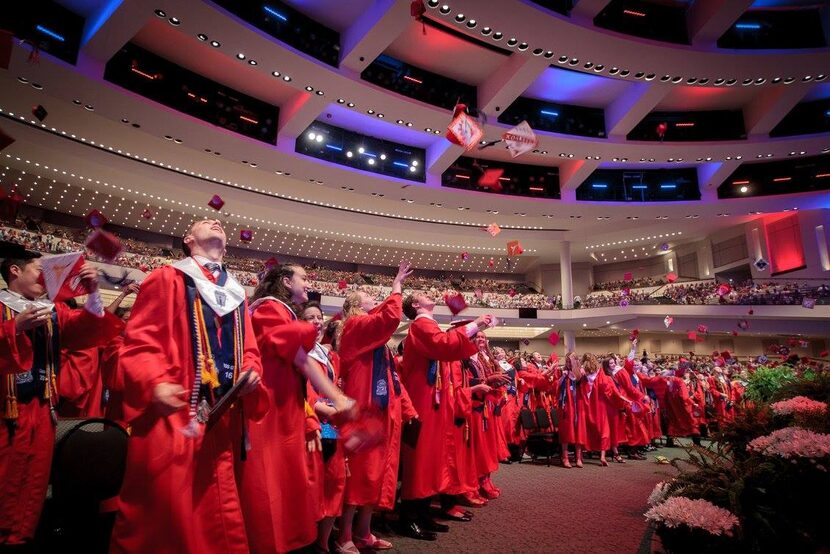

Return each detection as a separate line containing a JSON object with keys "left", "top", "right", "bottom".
{"left": 0, "top": 106, "right": 552, "bottom": 230}
{"left": 587, "top": 232, "right": 683, "bottom": 250}
{"left": 427, "top": 2, "right": 828, "bottom": 87}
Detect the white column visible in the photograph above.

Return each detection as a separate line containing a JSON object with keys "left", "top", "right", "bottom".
{"left": 563, "top": 330, "right": 576, "bottom": 354}
{"left": 560, "top": 240, "right": 573, "bottom": 309}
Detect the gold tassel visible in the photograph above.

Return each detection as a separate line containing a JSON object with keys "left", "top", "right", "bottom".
{"left": 200, "top": 356, "right": 220, "bottom": 389}
{"left": 304, "top": 400, "right": 315, "bottom": 418}
{"left": 4, "top": 376, "right": 18, "bottom": 420}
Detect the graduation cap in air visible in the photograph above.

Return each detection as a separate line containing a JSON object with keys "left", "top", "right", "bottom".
{"left": 240, "top": 229, "right": 253, "bottom": 242}
{"left": 443, "top": 292, "right": 468, "bottom": 315}
{"left": 548, "top": 330, "right": 560, "bottom": 346}
{"left": 506, "top": 240, "right": 523, "bottom": 257}
{"left": 478, "top": 168, "right": 504, "bottom": 191}
{"left": 0, "top": 239, "right": 41, "bottom": 260}
{"left": 32, "top": 104, "right": 47, "bottom": 122}
{"left": 86, "top": 229, "right": 123, "bottom": 262}
{"left": 666, "top": 272, "right": 678, "bottom": 283}
{"left": 85, "top": 209, "right": 108, "bottom": 229}
{"left": 142, "top": 208, "right": 153, "bottom": 219}
{"left": 208, "top": 194, "right": 225, "bottom": 211}
{"left": 485, "top": 223, "right": 501, "bottom": 237}
{"left": 446, "top": 104, "right": 483, "bottom": 151}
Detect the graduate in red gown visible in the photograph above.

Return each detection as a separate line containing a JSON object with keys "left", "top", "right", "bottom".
{"left": 301, "top": 302, "right": 345, "bottom": 553}
{"left": 660, "top": 362, "right": 699, "bottom": 441}
{"left": 111, "top": 220, "right": 269, "bottom": 554}
{"left": 58, "top": 283, "right": 136, "bottom": 418}
{"left": 239, "top": 263, "right": 354, "bottom": 554}
{"left": 621, "top": 356, "right": 654, "bottom": 457}
{"left": 336, "top": 261, "right": 411, "bottom": 553}
{"left": 575, "top": 353, "right": 632, "bottom": 466}
{"left": 709, "top": 365, "right": 735, "bottom": 428}
{"left": 493, "top": 347, "right": 521, "bottom": 459}
{"left": 398, "top": 291, "right": 492, "bottom": 541}
{"left": 0, "top": 240, "right": 121, "bottom": 548}
{"left": 467, "top": 335, "right": 509, "bottom": 500}
{"left": 100, "top": 301, "right": 135, "bottom": 425}
{"left": 518, "top": 352, "right": 554, "bottom": 412}
{"left": 556, "top": 352, "right": 584, "bottom": 468}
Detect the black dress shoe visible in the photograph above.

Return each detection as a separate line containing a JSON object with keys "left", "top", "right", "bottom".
{"left": 438, "top": 511, "right": 472, "bottom": 522}
{"left": 422, "top": 519, "right": 450, "bottom": 533}
{"left": 399, "top": 521, "right": 438, "bottom": 541}
{"left": 461, "top": 509, "right": 474, "bottom": 518}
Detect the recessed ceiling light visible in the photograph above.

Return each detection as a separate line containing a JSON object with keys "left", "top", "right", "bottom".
{"left": 492, "top": 32, "right": 503, "bottom": 40}
{"left": 347, "top": 102, "right": 355, "bottom": 107}
{"left": 210, "top": 40, "right": 221, "bottom": 48}
{"left": 236, "top": 53, "right": 246, "bottom": 60}
{"left": 154, "top": 9, "right": 166, "bottom": 17}
{"left": 305, "top": 86, "right": 314, "bottom": 91}
{"left": 316, "top": 90, "right": 324, "bottom": 96}
{"left": 197, "top": 33, "right": 208, "bottom": 41}
{"left": 248, "top": 59, "right": 257, "bottom": 65}
{"left": 283, "top": 75, "right": 292, "bottom": 82}
{"left": 481, "top": 27, "right": 492, "bottom": 35}
{"left": 439, "top": 4, "right": 450, "bottom": 14}
{"left": 168, "top": 17, "right": 181, "bottom": 26}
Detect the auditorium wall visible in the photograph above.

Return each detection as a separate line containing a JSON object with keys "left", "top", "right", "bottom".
{"left": 539, "top": 263, "right": 594, "bottom": 298}
{"left": 747, "top": 209, "right": 830, "bottom": 282}
{"left": 591, "top": 256, "right": 672, "bottom": 285}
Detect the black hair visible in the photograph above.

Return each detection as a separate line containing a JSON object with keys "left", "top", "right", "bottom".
{"left": 1, "top": 257, "right": 36, "bottom": 284}
{"left": 402, "top": 294, "right": 418, "bottom": 320}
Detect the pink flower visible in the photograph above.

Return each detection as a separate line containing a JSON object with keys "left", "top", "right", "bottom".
{"left": 747, "top": 427, "right": 830, "bottom": 460}
{"left": 645, "top": 497, "right": 740, "bottom": 537}
{"left": 771, "top": 396, "right": 828, "bottom": 417}
{"left": 647, "top": 481, "right": 672, "bottom": 506}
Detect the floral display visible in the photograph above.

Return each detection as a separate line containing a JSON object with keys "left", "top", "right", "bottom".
{"left": 747, "top": 427, "right": 830, "bottom": 462}
{"left": 770, "top": 396, "right": 828, "bottom": 417}
{"left": 645, "top": 497, "right": 739, "bottom": 537}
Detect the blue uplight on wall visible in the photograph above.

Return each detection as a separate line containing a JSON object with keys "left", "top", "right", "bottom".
{"left": 263, "top": 5, "right": 287, "bottom": 21}
{"left": 324, "top": 144, "right": 342, "bottom": 151}
{"left": 540, "top": 109, "right": 560, "bottom": 117}
{"left": 660, "top": 183, "right": 677, "bottom": 189}
{"left": 36, "top": 24, "right": 66, "bottom": 42}
{"left": 734, "top": 22, "right": 761, "bottom": 30}
{"left": 592, "top": 183, "right": 608, "bottom": 189}
{"left": 631, "top": 185, "right": 648, "bottom": 190}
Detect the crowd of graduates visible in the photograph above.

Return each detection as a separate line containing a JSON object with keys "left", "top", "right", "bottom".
{"left": 0, "top": 218, "right": 816, "bottom": 554}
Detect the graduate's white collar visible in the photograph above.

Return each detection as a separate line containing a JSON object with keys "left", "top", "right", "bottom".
{"left": 0, "top": 289, "right": 54, "bottom": 314}
{"left": 172, "top": 257, "right": 245, "bottom": 317}
{"left": 308, "top": 342, "right": 332, "bottom": 366}
{"left": 248, "top": 296, "right": 297, "bottom": 320}
{"left": 414, "top": 313, "right": 435, "bottom": 322}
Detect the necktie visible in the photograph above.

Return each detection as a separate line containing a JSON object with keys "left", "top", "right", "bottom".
{"left": 204, "top": 262, "right": 222, "bottom": 280}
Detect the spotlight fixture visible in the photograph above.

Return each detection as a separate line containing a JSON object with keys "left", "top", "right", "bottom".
{"left": 439, "top": 4, "right": 450, "bottom": 14}
{"left": 347, "top": 102, "right": 355, "bottom": 107}
{"left": 272, "top": 71, "right": 281, "bottom": 77}
{"left": 154, "top": 9, "right": 166, "bottom": 18}
{"left": 337, "top": 98, "right": 345, "bottom": 103}
{"left": 283, "top": 75, "right": 292, "bottom": 82}
{"left": 168, "top": 17, "right": 181, "bottom": 26}
{"left": 210, "top": 40, "right": 220, "bottom": 48}
{"left": 507, "top": 38, "right": 518, "bottom": 47}
{"left": 481, "top": 27, "right": 492, "bottom": 35}
{"left": 305, "top": 86, "right": 314, "bottom": 91}
{"left": 315, "top": 90, "right": 324, "bottom": 96}
{"left": 248, "top": 59, "right": 257, "bottom": 65}
{"left": 367, "top": 109, "right": 375, "bottom": 114}
{"left": 197, "top": 33, "right": 208, "bottom": 41}
{"left": 454, "top": 13, "right": 465, "bottom": 22}
{"left": 492, "top": 32, "right": 503, "bottom": 40}
{"left": 236, "top": 53, "right": 245, "bottom": 60}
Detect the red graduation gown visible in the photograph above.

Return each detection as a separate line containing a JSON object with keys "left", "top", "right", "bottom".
{"left": 0, "top": 301, "right": 121, "bottom": 545}
{"left": 307, "top": 350, "right": 346, "bottom": 519}
{"left": 556, "top": 373, "right": 581, "bottom": 445}
{"left": 662, "top": 377, "right": 698, "bottom": 437}
{"left": 708, "top": 375, "right": 734, "bottom": 425}
{"left": 618, "top": 367, "right": 652, "bottom": 447}
{"left": 441, "top": 359, "right": 477, "bottom": 496}
{"left": 339, "top": 294, "right": 403, "bottom": 507}
{"left": 238, "top": 299, "right": 318, "bottom": 554}
{"left": 58, "top": 346, "right": 102, "bottom": 417}
{"left": 399, "top": 317, "right": 477, "bottom": 500}
{"left": 575, "top": 371, "right": 628, "bottom": 451}
{"left": 111, "top": 267, "right": 268, "bottom": 554}
{"left": 378, "top": 382, "right": 417, "bottom": 511}
{"left": 518, "top": 362, "right": 553, "bottom": 411}
{"left": 468, "top": 354, "right": 501, "bottom": 478}
{"left": 101, "top": 334, "right": 126, "bottom": 424}
{"left": 606, "top": 370, "right": 633, "bottom": 448}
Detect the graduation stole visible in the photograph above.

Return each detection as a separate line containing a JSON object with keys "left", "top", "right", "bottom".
{"left": 467, "top": 357, "right": 488, "bottom": 430}
{"left": 427, "top": 359, "right": 442, "bottom": 409}
{"left": 184, "top": 274, "right": 244, "bottom": 422}
{"left": 371, "top": 345, "right": 401, "bottom": 410}
{"left": 1, "top": 300, "right": 59, "bottom": 423}
{"left": 309, "top": 343, "right": 339, "bottom": 439}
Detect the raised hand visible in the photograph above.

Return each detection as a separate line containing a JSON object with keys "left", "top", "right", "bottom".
{"left": 14, "top": 305, "right": 52, "bottom": 333}
{"left": 78, "top": 263, "right": 100, "bottom": 292}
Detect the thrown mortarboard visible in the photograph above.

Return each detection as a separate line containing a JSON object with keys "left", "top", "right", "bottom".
{"left": 696, "top": 324, "right": 708, "bottom": 334}
{"left": 548, "top": 331, "right": 560, "bottom": 346}
{"left": 664, "top": 315, "right": 673, "bottom": 328}
{"left": 240, "top": 229, "right": 253, "bottom": 242}
{"left": 716, "top": 283, "right": 732, "bottom": 297}
{"left": 754, "top": 258, "right": 769, "bottom": 272}
{"left": 502, "top": 121, "right": 538, "bottom": 158}
{"left": 629, "top": 329, "right": 640, "bottom": 342}
{"left": 737, "top": 319, "right": 749, "bottom": 330}
{"left": 821, "top": 350, "right": 829, "bottom": 358}
{"left": 0, "top": 239, "right": 41, "bottom": 260}
{"left": 488, "top": 258, "right": 495, "bottom": 268}
{"left": 85, "top": 229, "right": 123, "bottom": 261}
{"left": 264, "top": 257, "right": 279, "bottom": 270}
{"left": 508, "top": 288, "right": 516, "bottom": 298}
{"left": 687, "top": 331, "right": 697, "bottom": 341}
{"left": 446, "top": 104, "right": 483, "bottom": 151}
{"left": 522, "top": 338, "right": 530, "bottom": 346}
{"left": 208, "top": 194, "right": 225, "bottom": 211}
{"left": 478, "top": 168, "right": 504, "bottom": 191}
{"left": 443, "top": 292, "right": 468, "bottom": 315}
{"left": 142, "top": 208, "right": 153, "bottom": 219}
{"left": 506, "top": 240, "right": 523, "bottom": 257}
{"left": 32, "top": 104, "right": 47, "bottom": 122}
{"left": 732, "top": 330, "right": 739, "bottom": 337}
{"left": 485, "top": 223, "right": 501, "bottom": 237}
{"left": 85, "top": 209, "right": 108, "bottom": 229}
{"left": 459, "top": 251, "right": 469, "bottom": 261}
{"left": 337, "top": 279, "right": 348, "bottom": 291}
{"left": 802, "top": 297, "right": 816, "bottom": 309}
{"left": 619, "top": 298, "right": 629, "bottom": 308}
{"left": 666, "top": 272, "right": 678, "bottom": 283}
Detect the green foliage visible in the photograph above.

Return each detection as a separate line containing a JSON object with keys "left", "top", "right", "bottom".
{"left": 712, "top": 404, "right": 775, "bottom": 461}
{"left": 745, "top": 365, "right": 797, "bottom": 403}
{"left": 773, "top": 371, "right": 830, "bottom": 403}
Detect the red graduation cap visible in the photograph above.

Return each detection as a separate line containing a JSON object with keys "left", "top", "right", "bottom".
{"left": 748, "top": 309, "right": 754, "bottom": 315}
{"left": 629, "top": 329, "right": 639, "bottom": 342}
{"left": 623, "top": 272, "right": 633, "bottom": 282}
{"left": 84, "top": 209, "right": 108, "bottom": 229}
{"left": 787, "top": 337, "right": 798, "bottom": 347}
{"left": 621, "top": 287, "right": 631, "bottom": 296}
{"left": 446, "top": 104, "right": 483, "bottom": 151}
{"left": 696, "top": 324, "right": 708, "bottom": 334}
{"left": 820, "top": 350, "right": 828, "bottom": 358}
{"left": 142, "top": 208, "right": 153, "bottom": 219}
{"left": 687, "top": 331, "right": 697, "bottom": 341}
{"left": 508, "top": 287, "right": 517, "bottom": 298}
{"left": 85, "top": 229, "right": 123, "bottom": 261}
{"left": 443, "top": 292, "right": 468, "bottom": 315}
{"left": 717, "top": 283, "right": 732, "bottom": 297}
{"left": 337, "top": 279, "right": 348, "bottom": 291}
{"left": 485, "top": 223, "right": 501, "bottom": 237}
{"left": 478, "top": 168, "right": 504, "bottom": 191}
{"left": 506, "top": 240, "right": 524, "bottom": 257}
{"left": 488, "top": 258, "right": 495, "bottom": 268}
{"left": 410, "top": 0, "right": 426, "bottom": 34}
{"left": 208, "top": 194, "right": 225, "bottom": 211}
{"left": 264, "top": 257, "right": 278, "bottom": 270}
{"left": 732, "top": 330, "right": 739, "bottom": 337}
{"left": 240, "top": 229, "right": 253, "bottom": 242}
{"left": 548, "top": 331, "right": 560, "bottom": 346}
{"left": 460, "top": 251, "right": 469, "bottom": 261}
{"left": 666, "top": 272, "right": 678, "bottom": 283}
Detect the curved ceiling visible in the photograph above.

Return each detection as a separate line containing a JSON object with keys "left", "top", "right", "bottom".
{"left": 1, "top": 0, "right": 828, "bottom": 271}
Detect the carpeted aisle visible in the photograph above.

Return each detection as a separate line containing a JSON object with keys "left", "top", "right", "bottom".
{"left": 382, "top": 447, "right": 684, "bottom": 553}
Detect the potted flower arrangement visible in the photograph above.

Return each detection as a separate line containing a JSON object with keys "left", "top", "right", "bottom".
{"left": 645, "top": 497, "right": 739, "bottom": 553}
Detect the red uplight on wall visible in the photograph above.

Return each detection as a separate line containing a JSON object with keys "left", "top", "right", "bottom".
{"left": 763, "top": 213, "right": 806, "bottom": 276}
{"left": 623, "top": 9, "right": 646, "bottom": 17}
{"left": 403, "top": 75, "right": 423, "bottom": 85}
